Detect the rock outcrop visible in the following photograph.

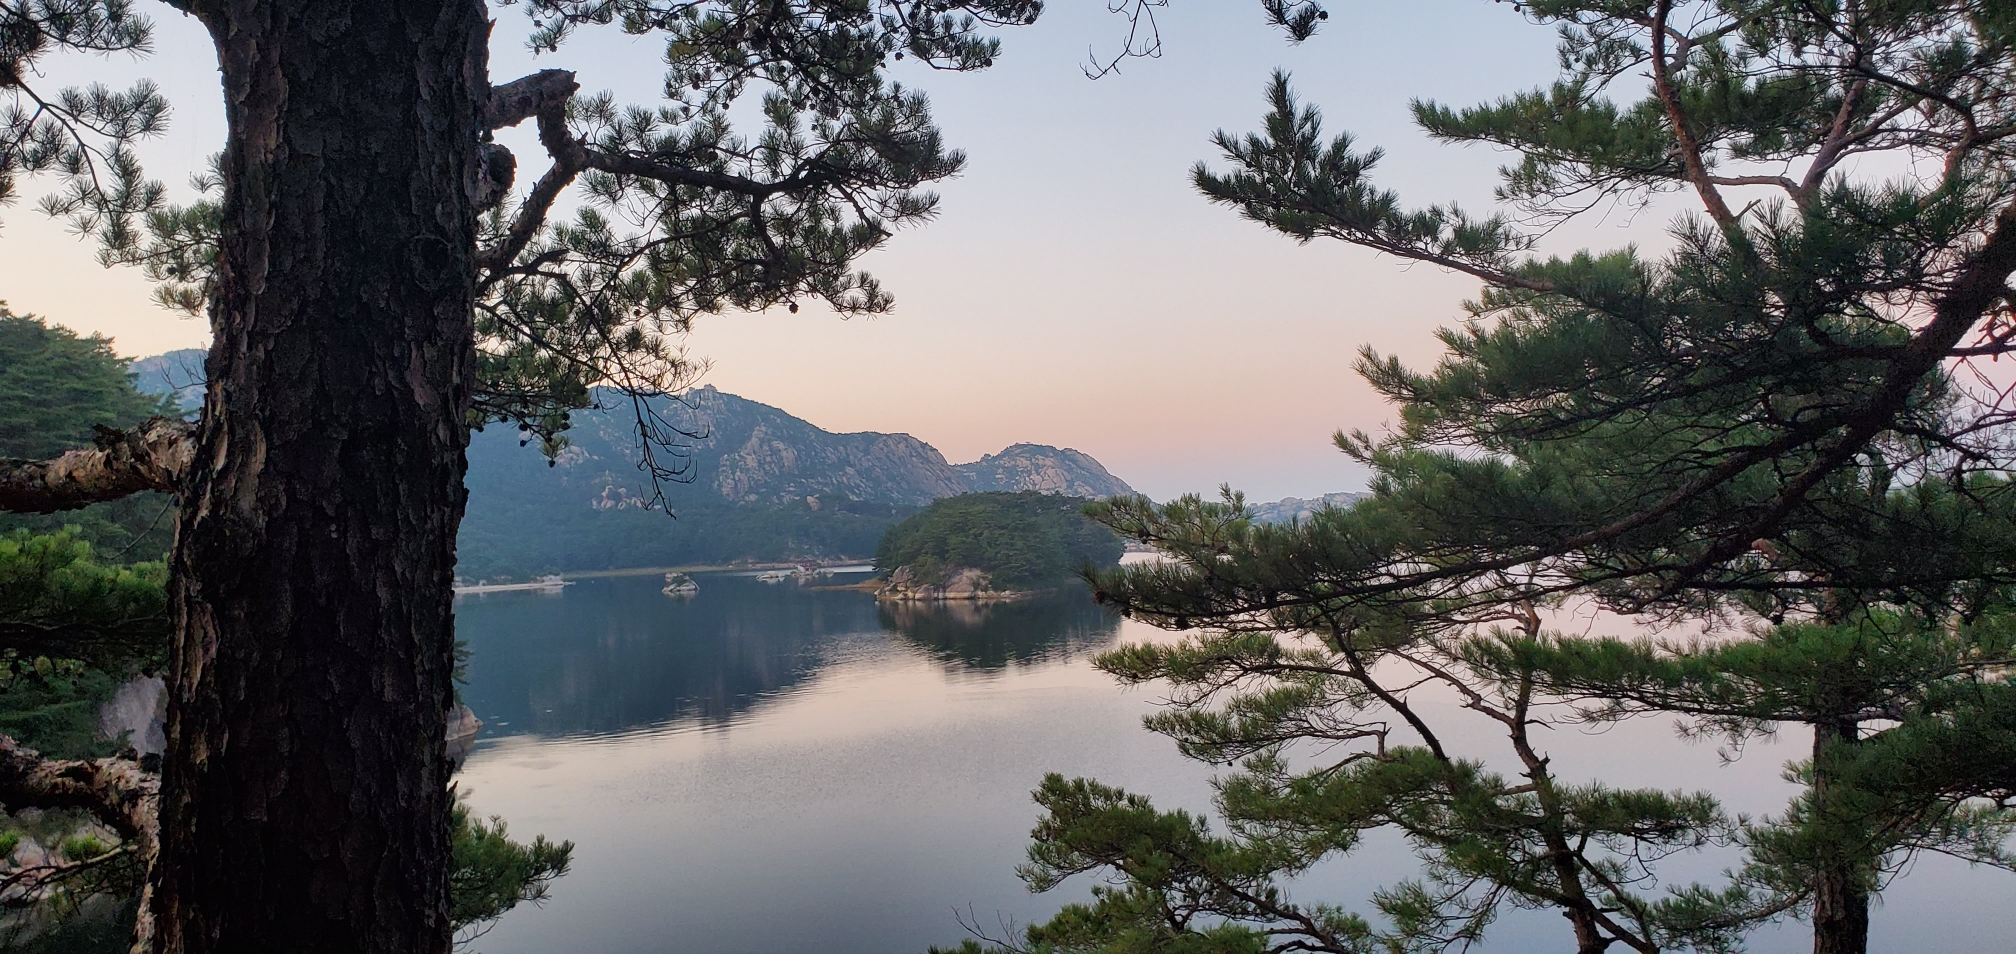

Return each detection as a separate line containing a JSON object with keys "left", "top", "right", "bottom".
{"left": 954, "top": 443, "right": 1132, "bottom": 499}
{"left": 96, "top": 675, "right": 166, "bottom": 756}
{"left": 874, "top": 565, "right": 1030, "bottom": 602}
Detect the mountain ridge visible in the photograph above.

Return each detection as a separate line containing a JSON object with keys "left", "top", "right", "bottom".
{"left": 130, "top": 352, "right": 1135, "bottom": 574}
{"left": 479, "top": 383, "right": 1135, "bottom": 508}
{"left": 128, "top": 353, "right": 1136, "bottom": 505}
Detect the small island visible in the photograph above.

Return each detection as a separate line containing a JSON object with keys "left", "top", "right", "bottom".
{"left": 872, "top": 492, "right": 1123, "bottom": 601}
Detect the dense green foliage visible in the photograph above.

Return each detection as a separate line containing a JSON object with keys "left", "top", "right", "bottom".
{"left": 0, "top": 531, "right": 166, "bottom": 758}
{"left": 973, "top": 3, "right": 2016, "bottom": 954}
{"left": 0, "top": 311, "right": 177, "bottom": 557}
{"left": 0, "top": 311, "right": 165, "bottom": 460}
{"left": 875, "top": 493, "right": 1122, "bottom": 591}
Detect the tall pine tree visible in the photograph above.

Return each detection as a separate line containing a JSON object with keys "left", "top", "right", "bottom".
{"left": 979, "top": 4, "right": 2016, "bottom": 954}
{"left": 0, "top": 2, "right": 1043, "bottom": 951}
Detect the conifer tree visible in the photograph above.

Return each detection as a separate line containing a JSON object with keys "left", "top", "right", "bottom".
{"left": 0, "top": 2, "right": 1334, "bottom": 949}
{"left": 0, "top": 2, "right": 1055, "bottom": 951}
{"left": 976, "top": 4, "right": 2016, "bottom": 954}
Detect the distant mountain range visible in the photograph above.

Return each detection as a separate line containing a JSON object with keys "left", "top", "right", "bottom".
{"left": 132, "top": 352, "right": 1373, "bottom": 566}
{"left": 621, "top": 385, "right": 1133, "bottom": 505}
{"left": 465, "top": 383, "right": 1132, "bottom": 507}
{"left": 132, "top": 353, "right": 1134, "bottom": 574}
{"left": 1248, "top": 492, "right": 1368, "bottom": 524}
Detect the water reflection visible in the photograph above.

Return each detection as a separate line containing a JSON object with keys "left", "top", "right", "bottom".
{"left": 880, "top": 592, "right": 1120, "bottom": 670}
{"left": 453, "top": 571, "right": 2005, "bottom": 954}
{"left": 455, "top": 573, "right": 1121, "bottom": 741}
{"left": 455, "top": 574, "right": 874, "bottom": 738}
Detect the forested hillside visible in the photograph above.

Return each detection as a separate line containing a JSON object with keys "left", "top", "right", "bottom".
{"left": 875, "top": 492, "right": 1124, "bottom": 592}
{"left": 0, "top": 313, "right": 179, "bottom": 558}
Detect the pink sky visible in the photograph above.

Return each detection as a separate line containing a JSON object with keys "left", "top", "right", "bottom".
{"left": 0, "top": 2, "right": 1699, "bottom": 500}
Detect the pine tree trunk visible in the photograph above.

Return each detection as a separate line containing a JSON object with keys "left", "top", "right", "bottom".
{"left": 1811, "top": 719, "right": 1870, "bottom": 954}
{"left": 148, "top": 2, "right": 487, "bottom": 952}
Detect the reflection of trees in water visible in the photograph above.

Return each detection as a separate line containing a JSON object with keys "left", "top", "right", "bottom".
{"left": 457, "top": 575, "right": 882, "bottom": 738}
{"left": 456, "top": 577, "right": 1125, "bottom": 740}
{"left": 880, "top": 591, "right": 1121, "bottom": 671}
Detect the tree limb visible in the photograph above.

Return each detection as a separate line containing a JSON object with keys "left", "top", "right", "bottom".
{"left": 0, "top": 418, "right": 193, "bottom": 515}
{"left": 482, "top": 70, "right": 578, "bottom": 131}
{"left": 0, "top": 739, "right": 155, "bottom": 843}
{"left": 477, "top": 103, "right": 586, "bottom": 274}
{"left": 0, "top": 737, "right": 158, "bottom": 953}
{"left": 1649, "top": 0, "right": 1739, "bottom": 229}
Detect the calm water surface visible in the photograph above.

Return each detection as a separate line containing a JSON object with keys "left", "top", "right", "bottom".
{"left": 454, "top": 571, "right": 2008, "bottom": 954}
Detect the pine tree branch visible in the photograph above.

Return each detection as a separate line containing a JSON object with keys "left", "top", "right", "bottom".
{"left": 0, "top": 737, "right": 159, "bottom": 953}
{"left": 0, "top": 843, "right": 136, "bottom": 909}
{"left": 476, "top": 102, "right": 586, "bottom": 275}
{"left": 0, "top": 619, "right": 170, "bottom": 659}
{"left": 1648, "top": 0, "right": 1738, "bottom": 230}
{"left": 0, "top": 417, "right": 194, "bottom": 515}
{"left": 575, "top": 142, "right": 838, "bottom": 199}
{"left": 1659, "top": 197, "right": 2016, "bottom": 588}
{"left": 482, "top": 69, "right": 578, "bottom": 131}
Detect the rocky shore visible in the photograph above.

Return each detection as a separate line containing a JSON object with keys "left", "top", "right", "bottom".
{"left": 873, "top": 565, "right": 1036, "bottom": 602}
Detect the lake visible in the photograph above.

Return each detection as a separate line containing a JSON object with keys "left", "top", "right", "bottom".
{"left": 453, "top": 569, "right": 2009, "bottom": 954}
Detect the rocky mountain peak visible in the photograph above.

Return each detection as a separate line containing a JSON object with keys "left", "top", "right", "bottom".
{"left": 953, "top": 443, "right": 1133, "bottom": 499}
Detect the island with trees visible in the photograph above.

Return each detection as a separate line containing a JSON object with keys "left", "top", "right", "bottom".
{"left": 873, "top": 493, "right": 1123, "bottom": 601}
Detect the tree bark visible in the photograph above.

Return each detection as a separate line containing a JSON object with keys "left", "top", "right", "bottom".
{"left": 149, "top": 2, "right": 487, "bottom": 952}
{"left": 1811, "top": 719, "right": 1870, "bottom": 954}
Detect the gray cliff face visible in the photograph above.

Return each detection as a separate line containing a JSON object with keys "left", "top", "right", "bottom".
{"left": 465, "top": 385, "right": 1132, "bottom": 509}
{"left": 953, "top": 443, "right": 1134, "bottom": 499}
{"left": 667, "top": 387, "right": 973, "bottom": 505}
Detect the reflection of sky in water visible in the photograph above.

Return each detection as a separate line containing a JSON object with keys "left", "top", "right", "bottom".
{"left": 453, "top": 575, "right": 2011, "bottom": 954}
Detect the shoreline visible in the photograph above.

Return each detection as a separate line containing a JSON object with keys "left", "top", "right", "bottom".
{"left": 453, "top": 580, "right": 572, "bottom": 595}
{"left": 560, "top": 558, "right": 875, "bottom": 580}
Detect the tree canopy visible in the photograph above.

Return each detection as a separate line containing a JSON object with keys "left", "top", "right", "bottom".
{"left": 876, "top": 492, "right": 1123, "bottom": 592}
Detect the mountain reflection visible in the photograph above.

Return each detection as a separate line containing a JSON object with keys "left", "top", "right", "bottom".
{"left": 455, "top": 573, "right": 1119, "bottom": 740}
{"left": 879, "top": 593, "right": 1120, "bottom": 670}
{"left": 455, "top": 574, "right": 877, "bottom": 738}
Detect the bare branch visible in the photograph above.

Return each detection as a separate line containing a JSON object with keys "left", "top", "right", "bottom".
{"left": 482, "top": 69, "right": 578, "bottom": 131}
{"left": 0, "top": 417, "right": 193, "bottom": 514}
